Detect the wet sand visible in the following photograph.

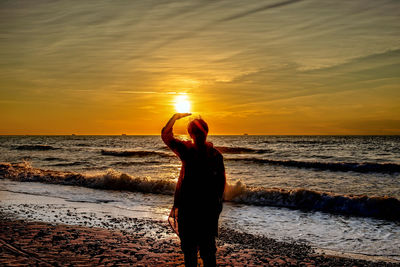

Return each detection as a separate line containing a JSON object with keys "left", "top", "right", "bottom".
{"left": 1, "top": 213, "right": 398, "bottom": 266}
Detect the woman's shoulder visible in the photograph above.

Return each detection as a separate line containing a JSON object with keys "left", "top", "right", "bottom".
{"left": 206, "top": 142, "right": 223, "bottom": 158}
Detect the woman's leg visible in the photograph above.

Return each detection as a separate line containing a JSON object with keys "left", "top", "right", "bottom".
{"left": 183, "top": 249, "right": 198, "bottom": 267}
{"left": 199, "top": 235, "right": 217, "bottom": 267}
{"left": 180, "top": 233, "right": 198, "bottom": 267}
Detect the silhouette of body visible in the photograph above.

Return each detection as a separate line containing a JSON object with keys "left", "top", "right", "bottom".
{"left": 162, "top": 113, "right": 226, "bottom": 267}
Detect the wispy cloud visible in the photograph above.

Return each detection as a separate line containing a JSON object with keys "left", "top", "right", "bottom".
{"left": 1, "top": 0, "right": 399, "bottom": 134}
{"left": 218, "top": 0, "right": 303, "bottom": 22}
{"left": 145, "top": 0, "right": 304, "bottom": 53}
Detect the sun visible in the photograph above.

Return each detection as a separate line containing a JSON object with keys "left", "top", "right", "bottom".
{"left": 174, "top": 94, "right": 191, "bottom": 113}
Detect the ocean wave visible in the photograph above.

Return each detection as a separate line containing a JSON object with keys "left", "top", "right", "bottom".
{"left": 76, "top": 143, "right": 91, "bottom": 147}
{"left": 101, "top": 149, "right": 171, "bottom": 157}
{"left": 265, "top": 139, "right": 340, "bottom": 145}
{"left": 50, "top": 161, "right": 89, "bottom": 167}
{"left": 0, "top": 162, "right": 176, "bottom": 195}
{"left": 224, "top": 181, "right": 400, "bottom": 221}
{"left": 110, "top": 160, "right": 162, "bottom": 166}
{"left": 14, "top": 145, "right": 58, "bottom": 151}
{"left": 1, "top": 162, "right": 399, "bottom": 221}
{"left": 216, "top": 146, "right": 273, "bottom": 154}
{"left": 226, "top": 157, "right": 400, "bottom": 174}
{"left": 44, "top": 157, "right": 64, "bottom": 161}
{"left": 158, "top": 145, "right": 273, "bottom": 154}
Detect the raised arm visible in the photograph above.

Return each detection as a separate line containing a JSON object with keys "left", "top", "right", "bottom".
{"left": 161, "top": 113, "right": 191, "bottom": 157}
{"left": 162, "top": 113, "right": 191, "bottom": 136}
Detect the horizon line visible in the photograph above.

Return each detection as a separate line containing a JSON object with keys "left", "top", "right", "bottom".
{"left": 0, "top": 134, "right": 399, "bottom": 136}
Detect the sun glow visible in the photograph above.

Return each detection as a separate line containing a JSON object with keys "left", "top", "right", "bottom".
{"left": 174, "top": 94, "right": 191, "bottom": 113}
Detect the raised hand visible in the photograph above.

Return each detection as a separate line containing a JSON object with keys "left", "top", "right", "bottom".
{"left": 174, "top": 113, "right": 192, "bottom": 120}
{"left": 162, "top": 113, "right": 192, "bottom": 135}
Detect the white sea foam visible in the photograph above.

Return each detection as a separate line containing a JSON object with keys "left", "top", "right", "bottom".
{"left": 1, "top": 162, "right": 399, "bottom": 221}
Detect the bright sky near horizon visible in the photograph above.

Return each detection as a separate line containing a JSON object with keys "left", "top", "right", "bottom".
{"left": 0, "top": 0, "right": 399, "bottom": 135}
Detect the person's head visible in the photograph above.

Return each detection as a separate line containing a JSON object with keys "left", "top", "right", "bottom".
{"left": 188, "top": 118, "right": 208, "bottom": 145}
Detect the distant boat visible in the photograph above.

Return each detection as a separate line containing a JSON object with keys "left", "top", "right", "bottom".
{"left": 243, "top": 133, "right": 248, "bottom": 136}
{"left": 122, "top": 134, "right": 127, "bottom": 136}
{"left": 71, "top": 134, "right": 76, "bottom": 136}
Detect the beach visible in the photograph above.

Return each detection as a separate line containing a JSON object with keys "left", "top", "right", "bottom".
{"left": 1, "top": 187, "right": 399, "bottom": 266}
{"left": 1, "top": 135, "right": 400, "bottom": 265}
{"left": 1, "top": 211, "right": 398, "bottom": 266}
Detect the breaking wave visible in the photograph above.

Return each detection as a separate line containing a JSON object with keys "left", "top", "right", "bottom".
{"left": 227, "top": 157, "right": 400, "bottom": 174}
{"left": 101, "top": 149, "right": 171, "bottom": 157}
{"left": 1, "top": 162, "right": 399, "bottom": 221}
{"left": 224, "top": 181, "right": 400, "bottom": 221}
{"left": 0, "top": 162, "right": 176, "bottom": 195}
{"left": 14, "top": 145, "right": 58, "bottom": 151}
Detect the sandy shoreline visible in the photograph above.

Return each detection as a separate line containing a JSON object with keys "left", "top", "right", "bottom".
{"left": 1, "top": 212, "right": 398, "bottom": 266}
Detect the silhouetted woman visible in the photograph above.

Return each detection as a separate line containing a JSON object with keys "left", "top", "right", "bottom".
{"left": 162, "top": 113, "right": 226, "bottom": 267}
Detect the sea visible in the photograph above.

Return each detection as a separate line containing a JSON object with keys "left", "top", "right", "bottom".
{"left": 0, "top": 135, "right": 399, "bottom": 260}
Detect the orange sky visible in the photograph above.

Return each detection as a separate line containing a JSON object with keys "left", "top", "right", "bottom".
{"left": 0, "top": 0, "right": 399, "bottom": 135}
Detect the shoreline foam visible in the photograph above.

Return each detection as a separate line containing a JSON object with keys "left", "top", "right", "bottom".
{"left": 2, "top": 162, "right": 399, "bottom": 221}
